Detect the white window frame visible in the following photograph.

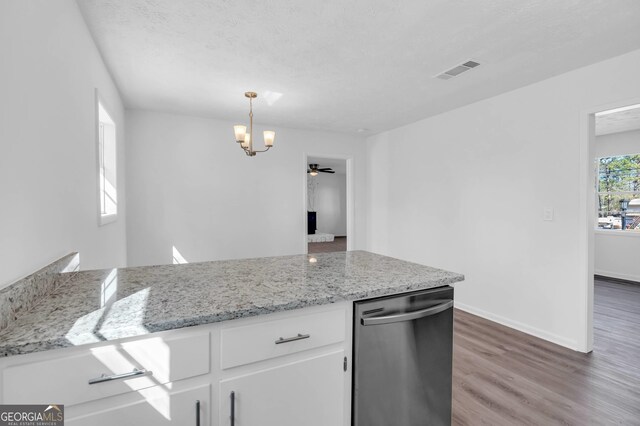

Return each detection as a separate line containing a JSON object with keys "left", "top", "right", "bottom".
{"left": 96, "top": 90, "right": 118, "bottom": 226}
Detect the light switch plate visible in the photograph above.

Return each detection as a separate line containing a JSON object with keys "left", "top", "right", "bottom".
{"left": 544, "top": 207, "right": 554, "bottom": 221}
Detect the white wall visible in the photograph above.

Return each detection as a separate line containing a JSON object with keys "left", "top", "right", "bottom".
{"left": 126, "top": 110, "right": 365, "bottom": 267}
{"left": 594, "top": 129, "right": 640, "bottom": 282}
{"left": 595, "top": 129, "right": 640, "bottom": 157}
{"left": 594, "top": 233, "right": 640, "bottom": 282}
{"left": 0, "top": 0, "right": 127, "bottom": 289}
{"left": 366, "top": 49, "right": 640, "bottom": 350}
{"left": 308, "top": 173, "right": 347, "bottom": 236}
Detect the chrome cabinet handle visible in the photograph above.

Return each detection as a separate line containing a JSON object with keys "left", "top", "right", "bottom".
{"left": 88, "top": 368, "right": 152, "bottom": 385}
{"left": 361, "top": 300, "right": 453, "bottom": 326}
{"left": 275, "top": 333, "right": 310, "bottom": 344}
{"left": 195, "top": 400, "right": 200, "bottom": 426}
{"left": 230, "top": 391, "right": 235, "bottom": 426}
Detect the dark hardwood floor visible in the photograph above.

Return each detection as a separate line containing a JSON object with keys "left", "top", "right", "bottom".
{"left": 452, "top": 278, "right": 640, "bottom": 425}
{"left": 308, "top": 236, "right": 347, "bottom": 253}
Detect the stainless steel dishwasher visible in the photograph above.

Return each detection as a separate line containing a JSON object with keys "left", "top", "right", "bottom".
{"left": 353, "top": 286, "right": 454, "bottom": 426}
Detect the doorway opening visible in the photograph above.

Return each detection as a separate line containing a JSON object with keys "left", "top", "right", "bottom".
{"left": 304, "top": 155, "right": 353, "bottom": 254}
{"left": 581, "top": 101, "right": 640, "bottom": 353}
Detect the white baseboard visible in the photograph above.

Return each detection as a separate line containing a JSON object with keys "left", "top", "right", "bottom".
{"left": 595, "top": 269, "right": 640, "bottom": 283}
{"left": 454, "top": 301, "right": 580, "bottom": 351}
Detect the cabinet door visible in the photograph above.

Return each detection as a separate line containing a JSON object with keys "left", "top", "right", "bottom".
{"left": 66, "top": 384, "right": 209, "bottom": 426}
{"left": 219, "top": 350, "right": 345, "bottom": 426}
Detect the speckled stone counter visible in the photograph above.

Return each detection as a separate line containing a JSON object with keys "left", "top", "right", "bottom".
{"left": 0, "top": 251, "right": 463, "bottom": 357}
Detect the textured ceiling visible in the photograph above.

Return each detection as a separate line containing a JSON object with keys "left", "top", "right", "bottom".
{"left": 596, "top": 105, "right": 640, "bottom": 136}
{"left": 76, "top": 0, "right": 640, "bottom": 134}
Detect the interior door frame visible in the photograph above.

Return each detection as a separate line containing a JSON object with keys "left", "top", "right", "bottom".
{"left": 302, "top": 153, "right": 355, "bottom": 254}
{"left": 579, "top": 96, "right": 640, "bottom": 353}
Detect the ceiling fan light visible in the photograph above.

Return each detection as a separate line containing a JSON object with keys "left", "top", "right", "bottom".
{"left": 310, "top": 170, "right": 318, "bottom": 176}
{"left": 263, "top": 130, "right": 275, "bottom": 147}
{"left": 234, "top": 125, "right": 246, "bottom": 143}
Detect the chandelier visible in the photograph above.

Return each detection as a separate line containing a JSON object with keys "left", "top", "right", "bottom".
{"left": 233, "top": 92, "right": 275, "bottom": 156}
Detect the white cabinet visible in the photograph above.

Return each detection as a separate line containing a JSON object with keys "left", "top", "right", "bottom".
{"left": 0, "top": 302, "right": 352, "bottom": 426}
{"left": 217, "top": 305, "right": 350, "bottom": 426}
{"left": 220, "top": 309, "right": 346, "bottom": 369}
{"left": 2, "top": 331, "right": 210, "bottom": 406}
{"left": 0, "top": 329, "right": 211, "bottom": 426}
{"left": 66, "top": 384, "right": 210, "bottom": 426}
{"left": 219, "top": 351, "right": 345, "bottom": 426}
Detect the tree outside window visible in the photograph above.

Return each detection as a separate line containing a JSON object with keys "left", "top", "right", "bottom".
{"left": 597, "top": 154, "right": 640, "bottom": 230}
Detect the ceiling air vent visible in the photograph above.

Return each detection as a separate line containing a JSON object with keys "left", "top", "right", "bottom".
{"left": 435, "top": 60, "right": 480, "bottom": 80}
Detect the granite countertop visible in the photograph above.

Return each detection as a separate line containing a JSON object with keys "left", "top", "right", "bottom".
{"left": 0, "top": 251, "right": 464, "bottom": 357}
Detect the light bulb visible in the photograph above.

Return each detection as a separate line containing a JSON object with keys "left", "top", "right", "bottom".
{"left": 263, "top": 130, "right": 275, "bottom": 147}
{"left": 234, "top": 125, "right": 246, "bottom": 143}
{"left": 241, "top": 133, "right": 251, "bottom": 148}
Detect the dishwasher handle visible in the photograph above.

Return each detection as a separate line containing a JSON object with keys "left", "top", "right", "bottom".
{"left": 361, "top": 300, "right": 453, "bottom": 326}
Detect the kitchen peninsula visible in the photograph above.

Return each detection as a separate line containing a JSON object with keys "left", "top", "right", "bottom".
{"left": 0, "top": 251, "right": 464, "bottom": 425}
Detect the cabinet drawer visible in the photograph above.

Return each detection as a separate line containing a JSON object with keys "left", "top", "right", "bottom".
{"left": 2, "top": 331, "right": 210, "bottom": 407}
{"left": 220, "top": 308, "right": 345, "bottom": 369}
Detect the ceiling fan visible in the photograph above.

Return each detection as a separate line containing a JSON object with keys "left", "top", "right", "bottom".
{"left": 307, "top": 163, "right": 335, "bottom": 176}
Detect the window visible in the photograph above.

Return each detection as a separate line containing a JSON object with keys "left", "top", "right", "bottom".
{"left": 597, "top": 154, "right": 640, "bottom": 231}
{"left": 97, "top": 94, "right": 117, "bottom": 225}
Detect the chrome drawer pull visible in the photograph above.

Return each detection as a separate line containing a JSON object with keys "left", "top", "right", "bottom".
{"left": 88, "top": 368, "right": 152, "bottom": 385}
{"left": 275, "top": 333, "right": 310, "bottom": 344}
